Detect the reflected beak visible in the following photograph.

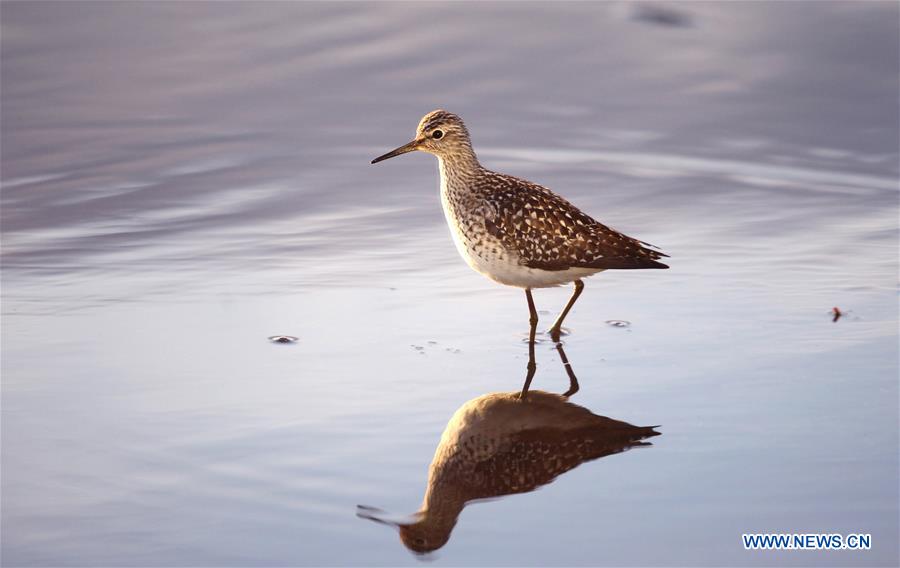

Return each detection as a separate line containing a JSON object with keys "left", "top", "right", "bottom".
{"left": 371, "top": 138, "right": 423, "bottom": 164}
{"left": 356, "top": 504, "right": 420, "bottom": 528}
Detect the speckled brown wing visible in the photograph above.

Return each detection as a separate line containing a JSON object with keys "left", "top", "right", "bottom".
{"left": 445, "top": 424, "right": 659, "bottom": 501}
{"left": 480, "top": 172, "right": 669, "bottom": 272}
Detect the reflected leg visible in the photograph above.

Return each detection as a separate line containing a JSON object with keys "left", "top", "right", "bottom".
{"left": 549, "top": 279, "right": 584, "bottom": 342}
{"left": 519, "top": 288, "right": 538, "bottom": 399}
{"left": 555, "top": 341, "right": 580, "bottom": 397}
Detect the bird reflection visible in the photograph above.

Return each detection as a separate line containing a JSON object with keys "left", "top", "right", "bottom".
{"left": 358, "top": 390, "right": 659, "bottom": 554}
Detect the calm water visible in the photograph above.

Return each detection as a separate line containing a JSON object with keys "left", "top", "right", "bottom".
{"left": 2, "top": 2, "right": 898, "bottom": 566}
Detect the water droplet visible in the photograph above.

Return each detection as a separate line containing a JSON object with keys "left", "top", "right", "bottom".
{"left": 268, "top": 335, "right": 298, "bottom": 344}
{"left": 605, "top": 320, "right": 631, "bottom": 328}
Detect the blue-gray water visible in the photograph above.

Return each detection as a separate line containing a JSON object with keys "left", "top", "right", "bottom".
{"left": 2, "top": 2, "right": 898, "bottom": 566}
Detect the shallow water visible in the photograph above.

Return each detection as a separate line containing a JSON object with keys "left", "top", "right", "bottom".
{"left": 2, "top": 2, "right": 898, "bottom": 566}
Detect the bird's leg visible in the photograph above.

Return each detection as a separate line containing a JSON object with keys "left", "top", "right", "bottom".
{"left": 548, "top": 279, "right": 584, "bottom": 342}
{"left": 520, "top": 288, "right": 538, "bottom": 399}
{"left": 555, "top": 341, "right": 580, "bottom": 397}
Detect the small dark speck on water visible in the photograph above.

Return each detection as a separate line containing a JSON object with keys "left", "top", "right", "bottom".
{"left": 832, "top": 307, "right": 844, "bottom": 323}
{"left": 268, "top": 335, "right": 299, "bottom": 344}
{"left": 630, "top": 3, "right": 694, "bottom": 28}
{"left": 606, "top": 320, "right": 631, "bottom": 328}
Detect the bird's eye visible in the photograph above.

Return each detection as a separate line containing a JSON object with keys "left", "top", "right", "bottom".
{"left": 432, "top": 130, "right": 443, "bottom": 139}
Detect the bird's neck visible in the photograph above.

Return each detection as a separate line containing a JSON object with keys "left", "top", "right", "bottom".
{"left": 418, "top": 476, "right": 467, "bottom": 532}
{"left": 438, "top": 150, "right": 481, "bottom": 195}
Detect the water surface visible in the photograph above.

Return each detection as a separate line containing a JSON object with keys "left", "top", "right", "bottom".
{"left": 2, "top": 2, "right": 898, "bottom": 566}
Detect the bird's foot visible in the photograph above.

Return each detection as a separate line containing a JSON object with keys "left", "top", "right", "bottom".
{"left": 547, "top": 326, "right": 570, "bottom": 343}
{"left": 561, "top": 384, "right": 579, "bottom": 398}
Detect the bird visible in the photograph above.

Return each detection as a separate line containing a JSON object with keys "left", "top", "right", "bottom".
{"left": 372, "top": 110, "right": 668, "bottom": 394}
{"left": 357, "top": 390, "right": 660, "bottom": 554}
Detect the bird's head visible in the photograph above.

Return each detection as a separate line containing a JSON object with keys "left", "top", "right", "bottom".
{"left": 357, "top": 505, "right": 455, "bottom": 556}
{"left": 371, "top": 110, "right": 474, "bottom": 164}
{"left": 397, "top": 516, "right": 453, "bottom": 554}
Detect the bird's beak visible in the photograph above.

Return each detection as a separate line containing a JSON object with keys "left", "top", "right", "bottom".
{"left": 356, "top": 505, "right": 420, "bottom": 528}
{"left": 371, "top": 138, "right": 423, "bottom": 164}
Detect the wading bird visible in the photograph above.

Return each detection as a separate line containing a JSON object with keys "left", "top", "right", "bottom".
{"left": 372, "top": 110, "right": 668, "bottom": 395}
